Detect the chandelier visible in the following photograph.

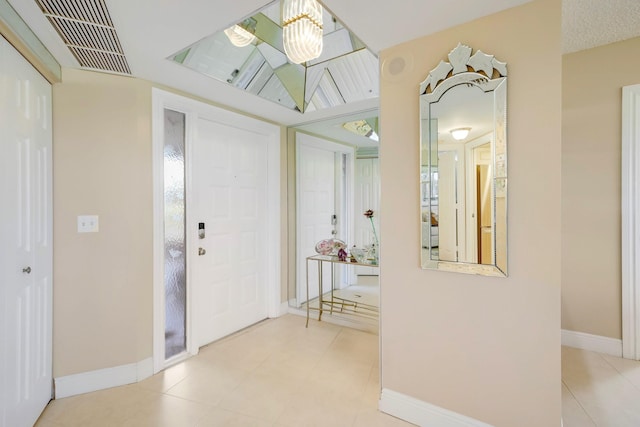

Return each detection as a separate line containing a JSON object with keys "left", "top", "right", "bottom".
{"left": 224, "top": 25, "right": 256, "bottom": 47}
{"left": 282, "top": 0, "right": 323, "bottom": 64}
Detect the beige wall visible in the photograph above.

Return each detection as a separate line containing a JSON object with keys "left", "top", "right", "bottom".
{"left": 379, "top": 0, "right": 562, "bottom": 425}
{"left": 561, "top": 37, "right": 640, "bottom": 339}
{"left": 52, "top": 68, "right": 291, "bottom": 378}
{"left": 53, "top": 68, "right": 153, "bottom": 377}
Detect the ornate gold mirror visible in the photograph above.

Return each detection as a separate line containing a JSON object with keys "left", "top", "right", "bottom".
{"left": 420, "top": 43, "right": 507, "bottom": 276}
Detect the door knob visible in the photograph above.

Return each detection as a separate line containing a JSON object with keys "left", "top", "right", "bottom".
{"left": 22, "top": 266, "right": 31, "bottom": 274}
{"left": 198, "top": 247, "right": 206, "bottom": 256}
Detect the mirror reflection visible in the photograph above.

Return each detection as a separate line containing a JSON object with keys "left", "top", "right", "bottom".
{"left": 168, "top": 1, "right": 378, "bottom": 113}
{"left": 420, "top": 43, "right": 507, "bottom": 276}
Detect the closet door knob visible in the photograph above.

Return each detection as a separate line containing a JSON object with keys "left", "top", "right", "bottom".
{"left": 22, "top": 266, "right": 32, "bottom": 274}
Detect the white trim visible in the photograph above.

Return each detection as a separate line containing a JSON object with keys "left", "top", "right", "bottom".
{"left": 561, "top": 329, "right": 623, "bottom": 357}
{"left": 54, "top": 358, "right": 153, "bottom": 399}
{"left": 272, "top": 301, "right": 290, "bottom": 317}
{"left": 266, "top": 121, "right": 282, "bottom": 319}
{"left": 296, "top": 132, "right": 355, "bottom": 154}
{"left": 379, "top": 389, "right": 494, "bottom": 427}
{"left": 622, "top": 83, "right": 640, "bottom": 360}
{"left": 151, "top": 88, "right": 168, "bottom": 374}
{"left": 136, "top": 358, "right": 154, "bottom": 381}
{"left": 151, "top": 88, "right": 281, "bottom": 371}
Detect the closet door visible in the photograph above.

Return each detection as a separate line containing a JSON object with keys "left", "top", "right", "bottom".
{"left": 0, "top": 36, "right": 53, "bottom": 427}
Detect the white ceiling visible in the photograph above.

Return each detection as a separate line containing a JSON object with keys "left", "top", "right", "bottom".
{"left": 9, "top": 0, "right": 533, "bottom": 127}
{"left": 562, "top": 0, "right": 640, "bottom": 54}
{"left": 8, "top": 0, "right": 640, "bottom": 130}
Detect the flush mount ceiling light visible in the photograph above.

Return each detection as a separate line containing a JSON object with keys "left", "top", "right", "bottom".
{"left": 282, "top": 0, "right": 323, "bottom": 64}
{"left": 450, "top": 127, "right": 471, "bottom": 140}
{"left": 224, "top": 25, "right": 257, "bottom": 47}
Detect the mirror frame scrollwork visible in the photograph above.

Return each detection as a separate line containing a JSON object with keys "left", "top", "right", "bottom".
{"left": 420, "top": 43, "right": 508, "bottom": 276}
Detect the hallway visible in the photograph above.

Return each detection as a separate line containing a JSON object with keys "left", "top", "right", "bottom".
{"left": 36, "top": 315, "right": 411, "bottom": 426}
{"left": 35, "top": 314, "right": 640, "bottom": 426}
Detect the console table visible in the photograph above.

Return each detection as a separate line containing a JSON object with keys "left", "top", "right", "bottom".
{"left": 305, "top": 254, "right": 379, "bottom": 327}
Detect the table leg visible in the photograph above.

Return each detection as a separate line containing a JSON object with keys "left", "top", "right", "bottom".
{"left": 305, "top": 257, "right": 310, "bottom": 327}
{"left": 329, "top": 262, "right": 335, "bottom": 314}
{"left": 318, "top": 259, "right": 323, "bottom": 321}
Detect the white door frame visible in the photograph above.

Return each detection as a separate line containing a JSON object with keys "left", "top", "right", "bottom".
{"left": 295, "top": 133, "right": 354, "bottom": 306}
{"left": 152, "top": 88, "right": 281, "bottom": 372}
{"left": 622, "top": 83, "right": 640, "bottom": 360}
{"left": 464, "top": 134, "right": 493, "bottom": 264}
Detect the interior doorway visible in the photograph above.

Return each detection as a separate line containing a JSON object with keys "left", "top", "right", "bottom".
{"left": 152, "top": 89, "right": 281, "bottom": 372}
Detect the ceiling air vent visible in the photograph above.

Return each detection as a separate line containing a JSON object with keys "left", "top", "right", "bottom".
{"left": 35, "top": 0, "right": 131, "bottom": 75}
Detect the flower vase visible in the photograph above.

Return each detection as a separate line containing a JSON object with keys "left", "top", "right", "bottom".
{"left": 367, "top": 243, "right": 378, "bottom": 265}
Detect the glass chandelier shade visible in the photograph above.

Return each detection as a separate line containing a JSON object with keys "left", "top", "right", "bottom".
{"left": 224, "top": 25, "right": 256, "bottom": 47}
{"left": 282, "top": 0, "right": 323, "bottom": 64}
{"left": 450, "top": 127, "right": 471, "bottom": 141}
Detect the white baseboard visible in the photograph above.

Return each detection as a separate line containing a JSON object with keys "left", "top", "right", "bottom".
{"left": 561, "top": 329, "right": 622, "bottom": 357}
{"left": 54, "top": 357, "right": 154, "bottom": 399}
{"left": 379, "top": 388, "right": 494, "bottom": 427}
{"left": 278, "top": 301, "right": 290, "bottom": 317}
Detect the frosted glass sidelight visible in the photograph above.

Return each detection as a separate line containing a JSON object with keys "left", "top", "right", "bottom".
{"left": 163, "top": 109, "right": 187, "bottom": 359}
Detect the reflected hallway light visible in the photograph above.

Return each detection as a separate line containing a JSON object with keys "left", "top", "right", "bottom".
{"left": 224, "top": 25, "right": 256, "bottom": 47}
{"left": 282, "top": 0, "right": 323, "bottom": 64}
{"left": 450, "top": 127, "right": 471, "bottom": 141}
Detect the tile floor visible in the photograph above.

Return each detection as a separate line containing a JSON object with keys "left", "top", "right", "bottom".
{"left": 34, "top": 315, "right": 640, "bottom": 427}
{"left": 562, "top": 346, "right": 640, "bottom": 427}
{"left": 35, "top": 315, "right": 412, "bottom": 427}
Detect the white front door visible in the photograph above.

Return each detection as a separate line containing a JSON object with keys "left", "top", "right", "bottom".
{"left": 192, "top": 117, "right": 269, "bottom": 346}
{"left": 0, "top": 37, "right": 53, "bottom": 427}
{"left": 297, "top": 142, "right": 336, "bottom": 304}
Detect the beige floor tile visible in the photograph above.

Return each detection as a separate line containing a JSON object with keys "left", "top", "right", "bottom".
{"left": 38, "top": 384, "right": 159, "bottom": 427}
{"left": 34, "top": 417, "right": 65, "bottom": 427}
{"left": 561, "top": 382, "right": 596, "bottom": 427}
{"left": 218, "top": 371, "right": 303, "bottom": 422}
{"left": 198, "top": 339, "right": 276, "bottom": 373}
{"left": 274, "top": 386, "right": 361, "bottom": 427}
{"left": 361, "top": 365, "right": 383, "bottom": 410}
{"left": 353, "top": 408, "right": 417, "bottom": 426}
{"left": 562, "top": 346, "right": 640, "bottom": 427}
{"left": 601, "top": 353, "right": 640, "bottom": 389}
{"left": 48, "top": 319, "right": 640, "bottom": 427}
{"left": 196, "top": 407, "right": 274, "bottom": 427}
{"left": 164, "top": 363, "right": 248, "bottom": 406}
{"left": 136, "top": 360, "right": 193, "bottom": 393}
{"left": 256, "top": 346, "right": 323, "bottom": 381}
{"left": 120, "top": 393, "right": 213, "bottom": 427}
{"left": 307, "top": 355, "right": 374, "bottom": 399}
{"left": 561, "top": 346, "right": 615, "bottom": 381}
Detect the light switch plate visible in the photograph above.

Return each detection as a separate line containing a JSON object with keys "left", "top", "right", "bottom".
{"left": 77, "top": 215, "right": 99, "bottom": 233}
